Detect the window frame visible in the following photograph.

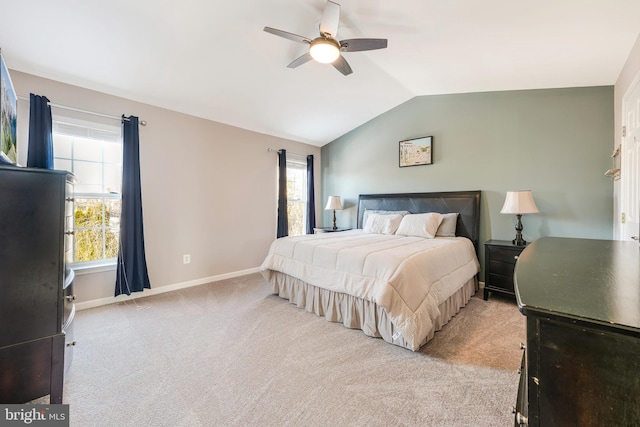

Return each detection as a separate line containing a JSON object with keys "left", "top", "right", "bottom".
{"left": 52, "top": 116, "right": 123, "bottom": 269}
{"left": 285, "top": 155, "right": 308, "bottom": 237}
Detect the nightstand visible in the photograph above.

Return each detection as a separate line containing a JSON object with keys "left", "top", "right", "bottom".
{"left": 483, "top": 240, "right": 528, "bottom": 300}
{"left": 313, "top": 227, "right": 351, "bottom": 234}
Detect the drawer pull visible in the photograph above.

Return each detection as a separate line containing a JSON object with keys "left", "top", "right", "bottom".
{"left": 514, "top": 255, "right": 519, "bottom": 260}
{"left": 66, "top": 341, "right": 76, "bottom": 347}
{"left": 66, "top": 295, "right": 76, "bottom": 302}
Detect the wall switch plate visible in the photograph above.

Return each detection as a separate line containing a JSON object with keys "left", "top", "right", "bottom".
{"left": 183, "top": 254, "right": 191, "bottom": 264}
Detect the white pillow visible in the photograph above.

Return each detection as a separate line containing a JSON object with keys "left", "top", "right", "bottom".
{"left": 436, "top": 213, "right": 458, "bottom": 237}
{"left": 363, "top": 213, "right": 404, "bottom": 235}
{"left": 361, "top": 209, "right": 409, "bottom": 229}
{"left": 396, "top": 213, "right": 444, "bottom": 238}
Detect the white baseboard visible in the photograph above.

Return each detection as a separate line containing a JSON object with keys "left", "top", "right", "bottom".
{"left": 75, "top": 267, "right": 262, "bottom": 311}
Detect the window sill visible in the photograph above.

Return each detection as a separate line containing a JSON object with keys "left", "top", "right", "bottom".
{"left": 72, "top": 262, "right": 117, "bottom": 276}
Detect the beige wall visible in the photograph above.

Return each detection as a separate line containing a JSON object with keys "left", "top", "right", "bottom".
{"left": 613, "top": 33, "right": 640, "bottom": 239}
{"left": 11, "top": 71, "right": 321, "bottom": 307}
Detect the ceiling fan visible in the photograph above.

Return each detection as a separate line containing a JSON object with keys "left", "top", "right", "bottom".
{"left": 263, "top": 0, "right": 387, "bottom": 76}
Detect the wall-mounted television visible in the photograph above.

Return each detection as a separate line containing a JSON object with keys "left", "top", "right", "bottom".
{"left": 0, "top": 48, "right": 17, "bottom": 164}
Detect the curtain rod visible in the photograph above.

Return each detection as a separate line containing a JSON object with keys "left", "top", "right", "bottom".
{"left": 18, "top": 96, "right": 147, "bottom": 126}
{"left": 267, "top": 148, "right": 308, "bottom": 158}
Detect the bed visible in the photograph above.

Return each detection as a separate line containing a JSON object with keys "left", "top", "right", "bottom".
{"left": 261, "top": 191, "right": 481, "bottom": 351}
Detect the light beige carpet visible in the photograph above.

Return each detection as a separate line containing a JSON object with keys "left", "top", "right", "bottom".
{"left": 61, "top": 273, "right": 525, "bottom": 426}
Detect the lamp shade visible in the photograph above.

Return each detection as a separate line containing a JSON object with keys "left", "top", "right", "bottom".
{"left": 500, "top": 191, "right": 539, "bottom": 214}
{"left": 325, "top": 196, "right": 342, "bottom": 211}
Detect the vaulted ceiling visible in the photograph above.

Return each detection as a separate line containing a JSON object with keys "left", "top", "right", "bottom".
{"left": 1, "top": 1, "right": 639, "bottom": 146}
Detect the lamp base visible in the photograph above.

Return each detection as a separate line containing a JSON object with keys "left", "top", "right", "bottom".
{"left": 512, "top": 214, "right": 526, "bottom": 246}
{"left": 512, "top": 237, "right": 527, "bottom": 246}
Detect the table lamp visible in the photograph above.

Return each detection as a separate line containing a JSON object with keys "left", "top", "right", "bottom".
{"left": 500, "top": 190, "right": 539, "bottom": 246}
{"left": 325, "top": 196, "right": 342, "bottom": 230}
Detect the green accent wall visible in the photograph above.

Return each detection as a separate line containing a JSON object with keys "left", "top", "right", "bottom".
{"left": 321, "top": 87, "right": 614, "bottom": 279}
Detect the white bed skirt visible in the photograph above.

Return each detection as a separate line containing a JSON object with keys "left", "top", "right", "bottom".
{"left": 265, "top": 271, "right": 477, "bottom": 351}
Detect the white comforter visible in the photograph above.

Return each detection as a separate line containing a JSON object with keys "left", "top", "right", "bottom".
{"left": 261, "top": 230, "right": 480, "bottom": 350}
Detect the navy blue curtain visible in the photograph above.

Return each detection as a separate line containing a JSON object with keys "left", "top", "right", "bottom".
{"left": 115, "top": 115, "right": 151, "bottom": 296}
{"left": 27, "top": 94, "right": 54, "bottom": 169}
{"left": 306, "top": 155, "right": 316, "bottom": 234}
{"left": 277, "top": 149, "right": 288, "bottom": 238}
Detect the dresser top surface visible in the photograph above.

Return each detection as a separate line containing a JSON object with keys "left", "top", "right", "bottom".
{"left": 514, "top": 237, "right": 640, "bottom": 332}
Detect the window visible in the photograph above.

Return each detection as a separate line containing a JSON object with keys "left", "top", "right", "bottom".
{"left": 52, "top": 118, "right": 122, "bottom": 266}
{"left": 286, "top": 157, "right": 308, "bottom": 236}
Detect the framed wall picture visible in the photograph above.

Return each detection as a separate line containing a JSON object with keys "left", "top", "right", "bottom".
{"left": 399, "top": 136, "right": 432, "bottom": 167}
{"left": 1, "top": 49, "right": 17, "bottom": 164}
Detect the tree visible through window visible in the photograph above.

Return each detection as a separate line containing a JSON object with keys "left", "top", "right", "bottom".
{"left": 286, "top": 157, "right": 307, "bottom": 236}
{"left": 53, "top": 118, "right": 122, "bottom": 265}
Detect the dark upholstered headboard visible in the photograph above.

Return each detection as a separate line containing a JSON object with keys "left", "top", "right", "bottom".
{"left": 357, "top": 191, "right": 481, "bottom": 252}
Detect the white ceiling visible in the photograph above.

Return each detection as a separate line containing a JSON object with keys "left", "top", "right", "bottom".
{"left": 1, "top": 0, "right": 639, "bottom": 147}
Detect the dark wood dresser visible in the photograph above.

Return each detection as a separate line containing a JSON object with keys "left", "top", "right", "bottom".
{"left": 513, "top": 237, "right": 640, "bottom": 426}
{"left": 0, "top": 166, "right": 76, "bottom": 403}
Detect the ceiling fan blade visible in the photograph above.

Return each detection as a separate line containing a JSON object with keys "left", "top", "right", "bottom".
{"left": 340, "top": 38, "right": 388, "bottom": 52}
{"left": 332, "top": 55, "right": 353, "bottom": 76}
{"left": 319, "top": 1, "right": 340, "bottom": 38}
{"left": 287, "top": 53, "right": 313, "bottom": 69}
{"left": 263, "top": 27, "right": 311, "bottom": 44}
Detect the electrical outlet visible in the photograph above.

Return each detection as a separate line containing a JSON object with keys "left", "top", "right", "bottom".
{"left": 183, "top": 254, "right": 191, "bottom": 264}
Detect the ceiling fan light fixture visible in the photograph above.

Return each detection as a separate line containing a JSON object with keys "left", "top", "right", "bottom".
{"left": 309, "top": 38, "right": 340, "bottom": 63}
